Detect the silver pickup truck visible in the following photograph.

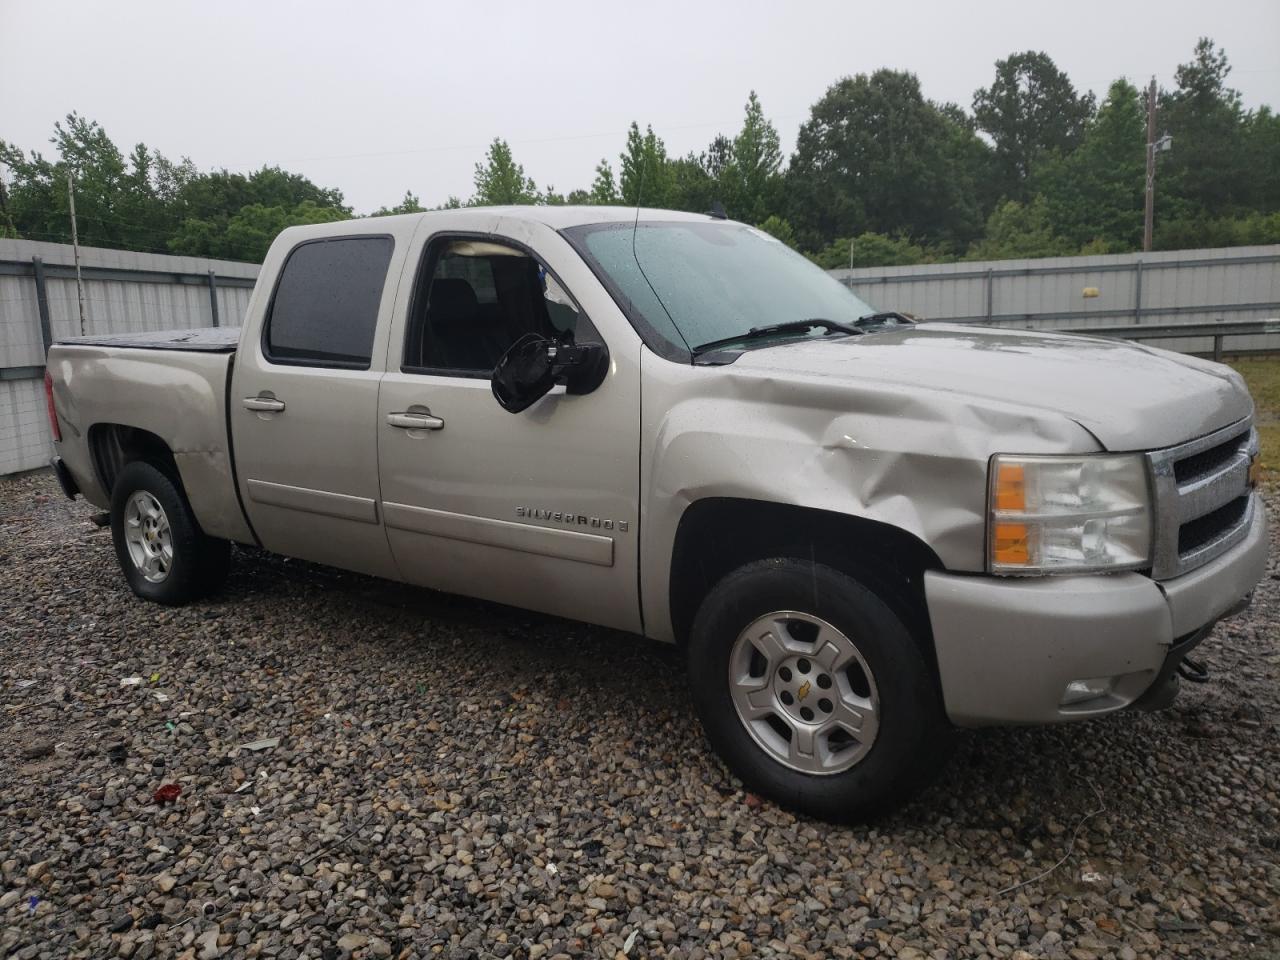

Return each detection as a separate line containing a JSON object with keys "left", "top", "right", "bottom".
{"left": 45, "top": 207, "right": 1267, "bottom": 820}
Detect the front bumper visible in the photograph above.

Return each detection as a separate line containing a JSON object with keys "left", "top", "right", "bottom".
{"left": 925, "top": 493, "right": 1268, "bottom": 727}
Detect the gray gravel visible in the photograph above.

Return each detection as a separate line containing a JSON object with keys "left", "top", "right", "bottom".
{"left": 1, "top": 469, "right": 1278, "bottom": 960}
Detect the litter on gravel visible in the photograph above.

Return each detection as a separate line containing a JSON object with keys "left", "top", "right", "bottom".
{"left": 236, "top": 737, "right": 280, "bottom": 752}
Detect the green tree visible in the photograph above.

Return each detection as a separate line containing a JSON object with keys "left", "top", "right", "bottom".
{"left": 1240, "top": 106, "right": 1280, "bottom": 214}
{"left": 1158, "top": 38, "right": 1248, "bottom": 220}
{"left": 221, "top": 200, "right": 346, "bottom": 262}
{"left": 808, "top": 232, "right": 931, "bottom": 269}
{"left": 787, "top": 70, "right": 990, "bottom": 253}
{"left": 1035, "top": 79, "right": 1146, "bottom": 250}
{"left": 472, "top": 138, "right": 538, "bottom": 205}
{"left": 966, "top": 196, "right": 1075, "bottom": 260}
{"left": 973, "top": 52, "right": 1095, "bottom": 201}
{"left": 756, "top": 214, "right": 797, "bottom": 249}
{"left": 1, "top": 113, "right": 176, "bottom": 251}
{"left": 668, "top": 154, "right": 717, "bottom": 213}
{"left": 725, "top": 91, "right": 783, "bottom": 223}
{"left": 167, "top": 165, "right": 349, "bottom": 258}
{"left": 370, "top": 190, "right": 425, "bottom": 217}
{"left": 0, "top": 176, "right": 17, "bottom": 237}
{"left": 1155, "top": 209, "right": 1280, "bottom": 250}
{"left": 587, "top": 159, "right": 618, "bottom": 204}
{"left": 0, "top": 115, "right": 349, "bottom": 258}
{"left": 619, "top": 123, "right": 673, "bottom": 206}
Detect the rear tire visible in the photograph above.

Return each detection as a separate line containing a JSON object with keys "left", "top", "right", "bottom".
{"left": 688, "top": 558, "right": 951, "bottom": 822}
{"left": 110, "top": 461, "right": 229, "bottom": 605}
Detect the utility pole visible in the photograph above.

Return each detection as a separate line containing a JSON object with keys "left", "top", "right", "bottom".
{"left": 67, "top": 171, "right": 87, "bottom": 335}
{"left": 1143, "top": 76, "right": 1157, "bottom": 252}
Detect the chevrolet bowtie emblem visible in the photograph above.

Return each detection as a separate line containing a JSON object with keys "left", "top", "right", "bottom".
{"left": 797, "top": 680, "right": 811, "bottom": 701}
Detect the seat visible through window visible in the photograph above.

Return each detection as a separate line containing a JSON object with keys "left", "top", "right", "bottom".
{"left": 405, "top": 241, "right": 578, "bottom": 374}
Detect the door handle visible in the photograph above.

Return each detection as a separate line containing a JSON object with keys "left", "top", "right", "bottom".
{"left": 243, "top": 397, "right": 286, "bottom": 413}
{"left": 387, "top": 411, "right": 444, "bottom": 430}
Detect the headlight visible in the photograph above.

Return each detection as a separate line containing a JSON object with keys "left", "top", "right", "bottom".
{"left": 987, "top": 454, "right": 1152, "bottom": 574}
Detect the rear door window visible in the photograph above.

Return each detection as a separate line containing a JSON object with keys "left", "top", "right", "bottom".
{"left": 264, "top": 236, "right": 394, "bottom": 368}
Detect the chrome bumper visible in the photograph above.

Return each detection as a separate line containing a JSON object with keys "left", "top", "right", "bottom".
{"left": 925, "top": 493, "right": 1267, "bottom": 727}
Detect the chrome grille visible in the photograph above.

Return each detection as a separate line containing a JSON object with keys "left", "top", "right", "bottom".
{"left": 1147, "top": 417, "right": 1258, "bottom": 580}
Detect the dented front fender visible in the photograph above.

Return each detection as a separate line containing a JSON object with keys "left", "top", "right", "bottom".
{"left": 639, "top": 352, "right": 1100, "bottom": 642}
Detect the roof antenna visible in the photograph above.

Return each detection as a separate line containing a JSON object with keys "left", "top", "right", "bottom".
{"left": 629, "top": 149, "right": 692, "bottom": 358}
{"left": 706, "top": 200, "right": 727, "bottom": 220}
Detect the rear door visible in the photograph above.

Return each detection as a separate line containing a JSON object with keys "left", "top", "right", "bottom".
{"left": 231, "top": 221, "right": 414, "bottom": 578}
{"left": 376, "top": 214, "right": 644, "bottom": 632}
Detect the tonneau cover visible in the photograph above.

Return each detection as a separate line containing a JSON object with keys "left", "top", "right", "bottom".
{"left": 56, "top": 327, "right": 240, "bottom": 353}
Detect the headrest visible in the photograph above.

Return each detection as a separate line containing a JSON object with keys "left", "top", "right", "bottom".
{"left": 428, "top": 278, "right": 479, "bottom": 319}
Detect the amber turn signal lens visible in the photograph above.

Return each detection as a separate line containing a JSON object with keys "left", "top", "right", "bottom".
{"left": 994, "top": 463, "right": 1026, "bottom": 512}
{"left": 992, "top": 522, "right": 1030, "bottom": 566}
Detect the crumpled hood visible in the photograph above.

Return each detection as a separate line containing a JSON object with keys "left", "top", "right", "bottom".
{"left": 729, "top": 323, "right": 1253, "bottom": 451}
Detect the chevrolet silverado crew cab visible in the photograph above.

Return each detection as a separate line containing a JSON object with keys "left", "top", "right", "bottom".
{"left": 45, "top": 207, "right": 1267, "bottom": 820}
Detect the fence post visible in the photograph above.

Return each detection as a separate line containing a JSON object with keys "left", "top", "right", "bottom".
{"left": 207, "top": 271, "right": 220, "bottom": 327}
{"left": 985, "top": 268, "right": 994, "bottom": 323}
{"left": 1134, "top": 260, "right": 1143, "bottom": 323}
{"left": 31, "top": 256, "right": 54, "bottom": 357}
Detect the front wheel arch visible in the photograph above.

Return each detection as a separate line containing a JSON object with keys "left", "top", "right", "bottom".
{"left": 668, "top": 497, "right": 945, "bottom": 678}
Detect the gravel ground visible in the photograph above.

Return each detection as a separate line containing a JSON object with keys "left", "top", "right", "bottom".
{"left": 1, "top": 469, "right": 1277, "bottom": 960}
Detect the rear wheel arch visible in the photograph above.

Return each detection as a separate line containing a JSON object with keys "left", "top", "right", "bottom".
{"left": 668, "top": 498, "right": 944, "bottom": 663}
{"left": 89, "top": 424, "right": 182, "bottom": 497}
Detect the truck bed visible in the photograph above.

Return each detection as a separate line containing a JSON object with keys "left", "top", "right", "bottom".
{"left": 56, "top": 326, "right": 240, "bottom": 352}
{"left": 46, "top": 331, "right": 255, "bottom": 546}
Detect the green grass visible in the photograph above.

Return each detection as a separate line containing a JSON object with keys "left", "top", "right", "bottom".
{"left": 1227, "top": 356, "right": 1280, "bottom": 486}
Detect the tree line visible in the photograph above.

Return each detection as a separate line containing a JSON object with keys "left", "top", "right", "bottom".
{"left": 1, "top": 38, "right": 1276, "bottom": 266}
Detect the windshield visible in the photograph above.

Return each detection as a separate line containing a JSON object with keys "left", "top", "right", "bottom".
{"left": 564, "top": 220, "right": 877, "bottom": 358}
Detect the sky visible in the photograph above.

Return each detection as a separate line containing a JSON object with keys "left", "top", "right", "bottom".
{"left": 3, "top": 0, "right": 1279, "bottom": 214}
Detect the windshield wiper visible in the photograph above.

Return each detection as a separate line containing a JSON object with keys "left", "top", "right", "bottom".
{"left": 856, "top": 311, "right": 917, "bottom": 330}
{"left": 692, "top": 318, "right": 863, "bottom": 357}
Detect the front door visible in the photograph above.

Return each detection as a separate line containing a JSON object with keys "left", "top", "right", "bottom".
{"left": 231, "top": 228, "right": 408, "bottom": 579}
{"left": 376, "top": 221, "right": 643, "bottom": 632}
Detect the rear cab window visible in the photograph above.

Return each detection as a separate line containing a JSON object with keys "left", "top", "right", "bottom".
{"left": 263, "top": 236, "right": 394, "bottom": 368}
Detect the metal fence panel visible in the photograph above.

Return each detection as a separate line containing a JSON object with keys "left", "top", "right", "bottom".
{"left": 0, "top": 239, "right": 259, "bottom": 475}
{"left": 832, "top": 244, "right": 1280, "bottom": 355}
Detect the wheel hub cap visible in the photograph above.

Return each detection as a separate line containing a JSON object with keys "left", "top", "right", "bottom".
{"left": 123, "top": 491, "right": 173, "bottom": 584}
{"left": 728, "top": 611, "right": 880, "bottom": 775}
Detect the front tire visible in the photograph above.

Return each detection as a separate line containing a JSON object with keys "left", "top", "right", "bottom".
{"left": 688, "top": 558, "right": 950, "bottom": 822}
{"left": 110, "top": 461, "right": 229, "bottom": 605}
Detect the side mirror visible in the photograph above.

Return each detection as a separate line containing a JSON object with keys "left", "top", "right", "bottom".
{"left": 491, "top": 333, "right": 608, "bottom": 414}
